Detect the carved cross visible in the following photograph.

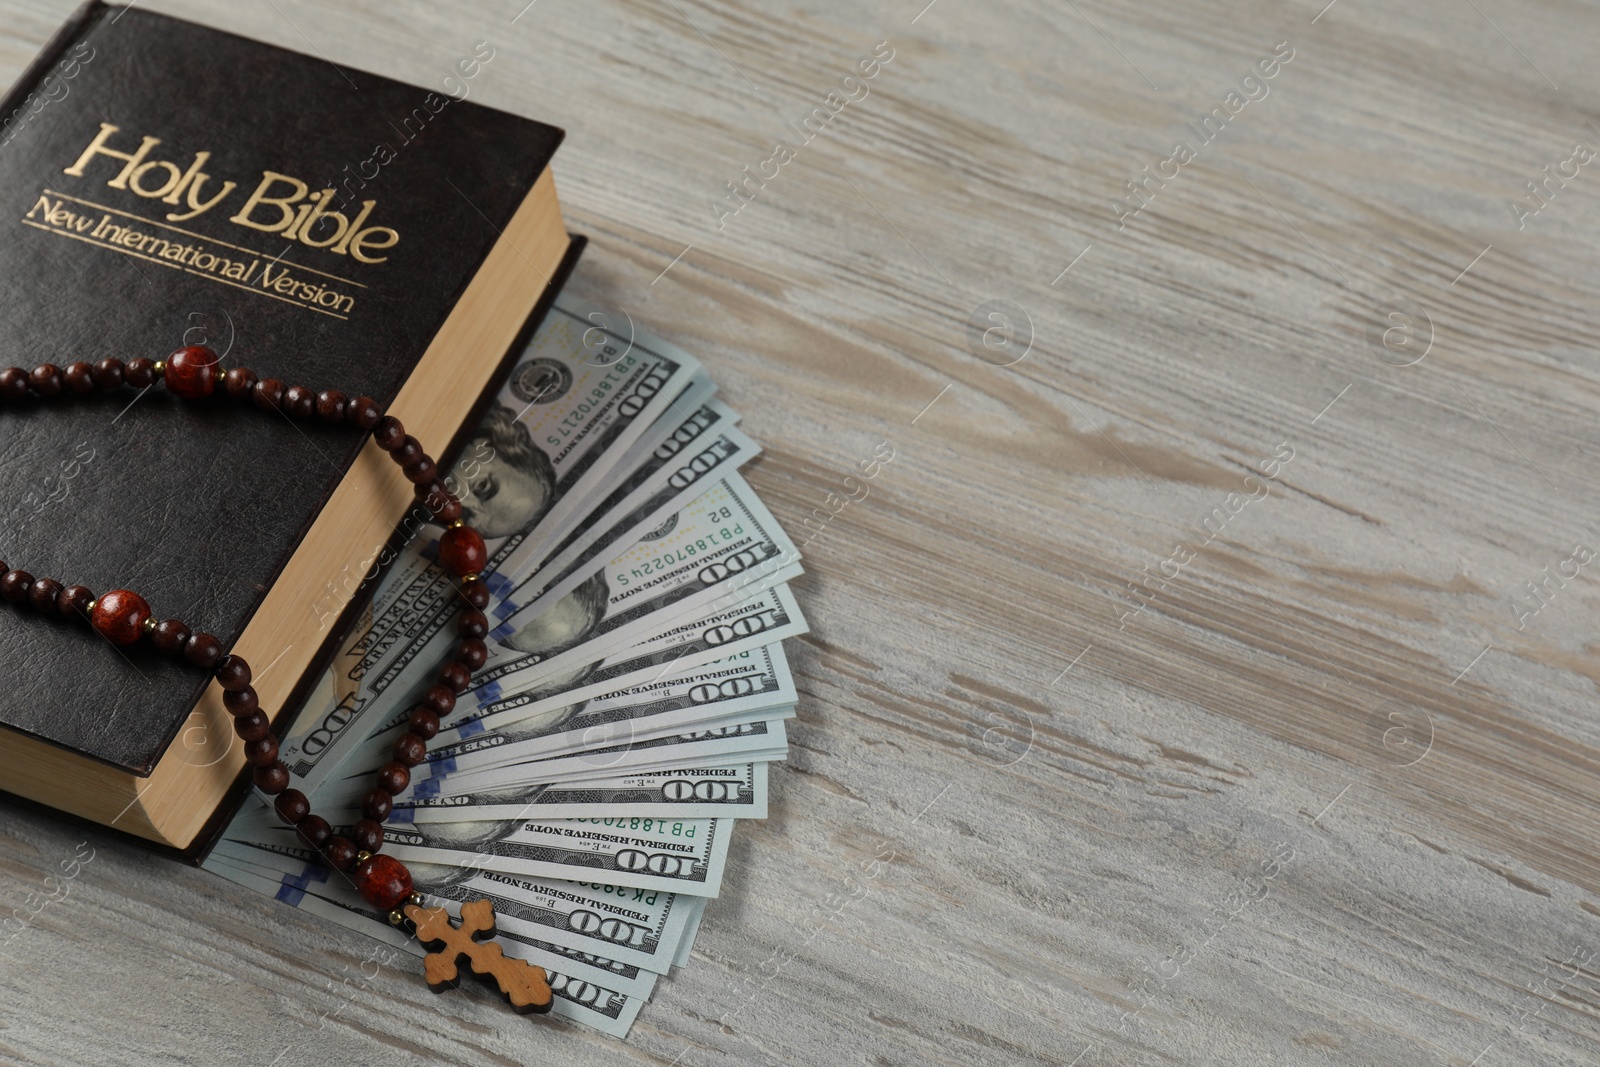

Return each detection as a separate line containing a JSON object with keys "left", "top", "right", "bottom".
{"left": 404, "top": 897, "right": 553, "bottom": 1015}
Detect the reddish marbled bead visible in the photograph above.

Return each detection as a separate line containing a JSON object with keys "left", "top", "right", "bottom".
{"left": 459, "top": 577, "right": 490, "bottom": 610}
{"left": 28, "top": 578, "right": 62, "bottom": 613}
{"left": 351, "top": 818, "right": 385, "bottom": 854}
{"left": 90, "top": 589, "right": 151, "bottom": 645}
{"left": 375, "top": 761, "right": 410, "bottom": 796}
{"left": 361, "top": 789, "right": 393, "bottom": 821}
{"left": 29, "top": 364, "right": 62, "bottom": 397}
{"left": 125, "top": 357, "right": 156, "bottom": 389}
{"left": 163, "top": 346, "right": 219, "bottom": 399}
{"left": 91, "top": 358, "right": 124, "bottom": 390}
{"left": 233, "top": 709, "right": 271, "bottom": 742}
{"left": 1, "top": 569, "right": 33, "bottom": 604}
{"left": 438, "top": 525, "right": 487, "bottom": 577}
{"left": 456, "top": 638, "right": 487, "bottom": 671}
{"left": 223, "top": 366, "right": 257, "bottom": 399}
{"left": 392, "top": 733, "right": 427, "bottom": 767}
{"left": 63, "top": 362, "right": 95, "bottom": 395}
{"left": 253, "top": 761, "right": 290, "bottom": 794}
{"left": 323, "top": 835, "right": 359, "bottom": 872}
{"left": 352, "top": 852, "right": 413, "bottom": 910}
{"left": 407, "top": 707, "right": 441, "bottom": 740}
{"left": 151, "top": 618, "right": 191, "bottom": 654}
{"left": 56, "top": 584, "right": 93, "bottom": 619}
{"left": 0, "top": 367, "right": 28, "bottom": 400}
{"left": 297, "top": 814, "right": 332, "bottom": 850}
{"left": 274, "top": 789, "right": 310, "bottom": 826}
{"left": 345, "top": 395, "right": 382, "bottom": 430}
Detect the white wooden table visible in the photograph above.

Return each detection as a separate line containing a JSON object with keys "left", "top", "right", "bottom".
{"left": 4, "top": 1, "right": 1600, "bottom": 1063}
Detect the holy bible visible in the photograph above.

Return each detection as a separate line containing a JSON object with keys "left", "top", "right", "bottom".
{"left": 0, "top": 1, "right": 575, "bottom": 854}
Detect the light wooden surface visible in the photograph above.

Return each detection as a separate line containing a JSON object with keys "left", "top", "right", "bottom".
{"left": 5, "top": 0, "right": 1600, "bottom": 1063}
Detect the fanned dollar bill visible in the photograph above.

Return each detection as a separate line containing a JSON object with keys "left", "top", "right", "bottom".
{"left": 211, "top": 299, "right": 806, "bottom": 1039}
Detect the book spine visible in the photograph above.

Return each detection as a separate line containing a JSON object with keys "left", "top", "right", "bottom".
{"left": 0, "top": 0, "right": 105, "bottom": 149}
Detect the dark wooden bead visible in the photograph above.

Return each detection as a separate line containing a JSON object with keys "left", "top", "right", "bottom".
{"left": 28, "top": 578, "right": 62, "bottom": 612}
{"left": 457, "top": 608, "right": 488, "bottom": 640}
{"left": 223, "top": 686, "right": 259, "bottom": 717}
{"left": 63, "top": 361, "right": 95, "bottom": 395}
{"left": 90, "top": 358, "right": 124, "bottom": 390}
{"left": 252, "top": 761, "right": 290, "bottom": 794}
{"left": 29, "top": 364, "right": 62, "bottom": 397}
{"left": 184, "top": 631, "right": 224, "bottom": 669}
{"left": 0, "top": 367, "right": 29, "bottom": 400}
{"left": 233, "top": 709, "right": 271, "bottom": 742}
{"left": 351, "top": 818, "right": 385, "bottom": 854}
{"left": 407, "top": 707, "right": 441, "bottom": 740}
{"left": 393, "top": 733, "right": 427, "bottom": 767}
{"left": 283, "top": 384, "right": 316, "bottom": 419}
{"left": 438, "top": 526, "right": 487, "bottom": 577}
{"left": 223, "top": 366, "right": 257, "bottom": 399}
{"left": 373, "top": 415, "right": 405, "bottom": 451}
{"left": 456, "top": 638, "right": 487, "bottom": 670}
{"left": 151, "top": 618, "right": 191, "bottom": 654}
{"left": 403, "top": 456, "right": 437, "bottom": 485}
{"left": 56, "top": 584, "right": 93, "bottom": 620}
{"left": 375, "top": 761, "right": 411, "bottom": 795}
{"left": 125, "top": 357, "right": 156, "bottom": 389}
{"left": 391, "top": 435, "right": 424, "bottom": 467}
{"left": 361, "top": 789, "right": 393, "bottom": 821}
{"left": 422, "top": 684, "right": 456, "bottom": 716}
{"left": 252, "top": 377, "right": 285, "bottom": 411}
{"left": 297, "top": 814, "right": 332, "bottom": 850}
{"left": 438, "top": 661, "right": 470, "bottom": 694}
{"left": 432, "top": 496, "right": 462, "bottom": 524}
{"left": 274, "top": 788, "right": 310, "bottom": 826}
{"left": 214, "top": 654, "right": 252, "bottom": 691}
{"left": 90, "top": 589, "right": 150, "bottom": 644}
{"left": 345, "top": 395, "right": 382, "bottom": 430}
{"left": 323, "top": 835, "right": 359, "bottom": 872}
{"left": 1, "top": 570, "right": 33, "bottom": 604}
{"left": 163, "top": 346, "right": 218, "bottom": 399}
{"left": 243, "top": 735, "right": 280, "bottom": 766}
{"left": 352, "top": 853, "right": 413, "bottom": 910}
{"left": 461, "top": 578, "right": 490, "bottom": 610}
{"left": 315, "top": 389, "right": 347, "bottom": 423}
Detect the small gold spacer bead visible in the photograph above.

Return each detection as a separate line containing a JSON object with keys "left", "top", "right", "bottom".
{"left": 448, "top": 519, "right": 465, "bottom": 529}
{"left": 387, "top": 909, "right": 406, "bottom": 927}
{"left": 85, "top": 600, "right": 96, "bottom": 615}
{"left": 461, "top": 573, "right": 479, "bottom": 583}
{"left": 142, "top": 617, "right": 157, "bottom": 634}
{"left": 355, "top": 850, "right": 372, "bottom": 865}
{"left": 152, "top": 360, "right": 165, "bottom": 376}
{"left": 406, "top": 891, "right": 424, "bottom": 907}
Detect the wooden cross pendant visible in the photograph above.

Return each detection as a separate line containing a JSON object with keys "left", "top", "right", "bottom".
{"left": 403, "top": 897, "right": 554, "bottom": 1015}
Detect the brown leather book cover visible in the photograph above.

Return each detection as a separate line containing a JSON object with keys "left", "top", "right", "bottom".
{"left": 0, "top": 1, "right": 564, "bottom": 787}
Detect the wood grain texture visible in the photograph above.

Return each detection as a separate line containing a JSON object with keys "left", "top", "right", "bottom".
{"left": 5, "top": 0, "right": 1600, "bottom": 1063}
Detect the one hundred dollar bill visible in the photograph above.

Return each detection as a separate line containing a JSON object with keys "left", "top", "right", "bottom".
{"left": 203, "top": 855, "right": 650, "bottom": 1037}
{"left": 211, "top": 837, "right": 695, "bottom": 974}
{"left": 389, "top": 764, "right": 767, "bottom": 824}
{"left": 474, "top": 473, "right": 804, "bottom": 691}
